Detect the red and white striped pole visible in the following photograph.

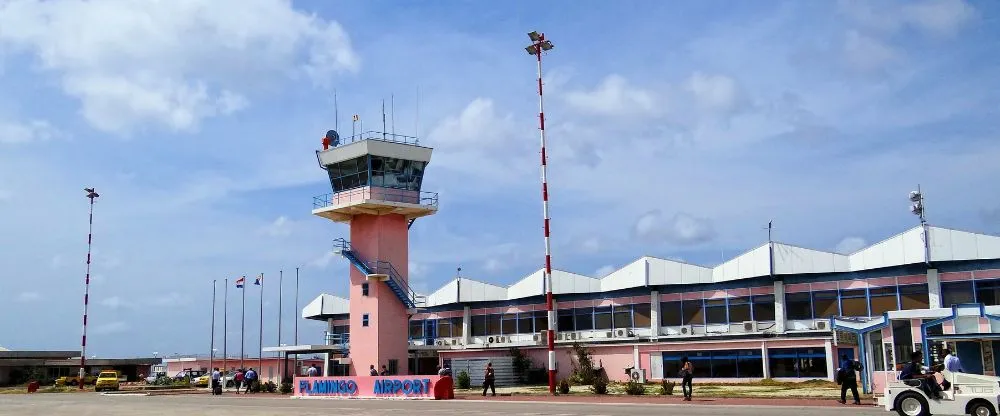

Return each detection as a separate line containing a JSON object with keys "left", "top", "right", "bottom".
{"left": 80, "top": 187, "right": 99, "bottom": 389}
{"left": 526, "top": 31, "right": 556, "bottom": 395}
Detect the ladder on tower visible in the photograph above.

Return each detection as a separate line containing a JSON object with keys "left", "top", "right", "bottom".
{"left": 333, "top": 238, "right": 423, "bottom": 309}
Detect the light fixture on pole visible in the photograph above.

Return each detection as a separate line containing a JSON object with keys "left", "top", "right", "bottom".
{"left": 909, "top": 185, "right": 931, "bottom": 265}
{"left": 79, "top": 187, "right": 99, "bottom": 389}
{"left": 525, "top": 30, "right": 557, "bottom": 395}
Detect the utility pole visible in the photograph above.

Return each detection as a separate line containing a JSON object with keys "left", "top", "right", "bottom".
{"left": 79, "top": 187, "right": 99, "bottom": 389}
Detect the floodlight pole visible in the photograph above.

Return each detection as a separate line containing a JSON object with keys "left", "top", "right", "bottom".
{"left": 526, "top": 31, "right": 557, "bottom": 395}
{"left": 80, "top": 187, "right": 99, "bottom": 389}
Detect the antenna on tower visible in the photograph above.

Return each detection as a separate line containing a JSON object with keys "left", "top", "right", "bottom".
{"left": 334, "top": 89, "right": 339, "bottom": 133}
{"left": 391, "top": 94, "right": 396, "bottom": 138}
{"left": 415, "top": 86, "right": 420, "bottom": 139}
{"left": 381, "top": 99, "right": 387, "bottom": 141}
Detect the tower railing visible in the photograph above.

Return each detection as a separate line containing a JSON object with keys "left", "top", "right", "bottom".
{"left": 331, "top": 238, "right": 423, "bottom": 310}
{"left": 323, "top": 131, "right": 421, "bottom": 149}
{"left": 313, "top": 187, "right": 439, "bottom": 209}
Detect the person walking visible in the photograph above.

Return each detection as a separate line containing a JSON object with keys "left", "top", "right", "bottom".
{"left": 244, "top": 368, "right": 257, "bottom": 394}
{"left": 234, "top": 369, "right": 245, "bottom": 394}
{"left": 211, "top": 368, "right": 222, "bottom": 395}
{"left": 837, "top": 354, "right": 861, "bottom": 405}
{"left": 482, "top": 362, "right": 496, "bottom": 397}
{"left": 307, "top": 364, "right": 319, "bottom": 377}
{"left": 380, "top": 365, "right": 389, "bottom": 376}
{"left": 679, "top": 357, "right": 694, "bottom": 401}
{"left": 369, "top": 364, "right": 378, "bottom": 376}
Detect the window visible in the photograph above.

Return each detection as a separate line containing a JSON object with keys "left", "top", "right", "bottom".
{"left": 487, "top": 314, "right": 502, "bottom": 335}
{"left": 613, "top": 305, "right": 633, "bottom": 329}
{"left": 728, "top": 297, "right": 752, "bottom": 323}
{"left": 362, "top": 313, "right": 370, "bottom": 327}
{"left": 558, "top": 310, "right": 574, "bottom": 332}
{"left": 326, "top": 156, "right": 369, "bottom": 192}
{"left": 768, "top": 348, "right": 828, "bottom": 378}
{"left": 533, "top": 311, "right": 548, "bottom": 332}
{"left": 811, "top": 291, "right": 839, "bottom": 318}
{"left": 594, "top": 307, "right": 613, "bottom": 330}
{"left": 752, "top": 295, "right": 775, "bottom": 321}
{"left": 574, "top": 308, "right": 594, "bottom": 331}
{"left": 361, "top": 283, "right": 369, "bottom": 296}
{"left": 840, "top": 289, "right": 868, "bottom": 317}
{"left": 869, "top": 287, "right": 898, "bottom": 316}
{"left": 408, "top": 320, "right": 424, "bottom": 339}
{"left": 942, "top": 281, "right": 975, "bottom": 306}
{"left": 869, "top": 330, "right": 885, "bottom": 371}
{"left": 662, "top": 349, "right": 763, "bottom": 378}
{"left": 892, "top": 320, "right": 914, "bottom": 367}
{"left": 369, "top": 156, "right": 426, "bottom": 192}
{"left": 450, "top": 317, "right": 464, "bottom": 337}
{"left": 517, "top": 313, "right": 534, "bottom": 334}
{"left": 785, "top": 293, "right": 812, "bottom": 320}
{"left": 682, "top": 300, "right": 704, "bottom": 325}
{"left": 976, "top": 280, "right": 1000, "bottom": 306}
{"left": 471, "top": 315, "right": 487, "bottom": 336}
{"left": 387, "top": 359, "right": 398, "bottom": 376}
{"left": 437, "top": 318, "right": 452, "bottom": 338}
{"left": 704, "top": 299, "right": 727, "bottom": 325}
{"left": 501, "top": 314, "right": 517, "bottom": 334}
{"left": 660, "top": 301, "right": 682, "bottom": 326}
{"left": 633, "top": 303, "right": 652, "bottom": 327}
{"left": 900, "top": 285, "right": 929, "bottom": 310}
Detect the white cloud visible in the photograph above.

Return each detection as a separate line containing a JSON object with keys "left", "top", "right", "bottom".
{"left": 0, "top": 119, "right": 59, "bottom": 144}
{"left": 308, "top": 252, "right": 340, "bottom": 269}
{"left": 842, "top": 30, "right": 899, "bottom": 73}
{"left": 426, "top": 98, "right": 517, "bottom": 152}
{"left": 16, "top": 292, "right": 41, "bottom": 302}
{"left": 99, "top": 296, "right": 132, "bottom": 310}
{"left": 835, "top": 237, "right": 868, "bottom": 254}
{"left": 409, "top": 260, "right": 428, "bottom": 277}
{"left": 563, "top": 74, "right": 658, "bottom": 117}
{"left": 484, "top": 258, "right": 504, "bottom": 273}
{"left": 595, "top": 265, "right": 616, "bottom": 277}
{"left": 685, "top": 72, "right": 747, "bottom": 117}
{"left": 634, "top": 211, "right": 716, "bottom": 246}
{"left": 93, "top": 321, "right": 129, "bottom": 335}
{"left": 261, "top": 216, "right": 292, "bottom": 237}
{"left": 838, "top": 0, "right": 976, "bottom": 38}
{"left": 149, "top": 292, "right": 190, "bottom": 307}
{"left": 0, "top": 0, "right": 358, "bottom": 134}
{"left": 580, "top": 237, "right": 602, "bottom": 253}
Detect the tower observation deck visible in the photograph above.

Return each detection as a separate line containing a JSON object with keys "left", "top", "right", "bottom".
{"left": 312, "top": 129, "right": 438, "bottom": 376}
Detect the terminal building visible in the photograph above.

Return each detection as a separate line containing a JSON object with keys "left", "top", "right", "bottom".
{"left": 297, "top": 130, "right": 1000, "bottom": 392}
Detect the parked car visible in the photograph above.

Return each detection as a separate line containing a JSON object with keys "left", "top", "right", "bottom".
{"left": 54, "top": 374, "right": 96, "bottom": 386}
{"left": 95, "top": 371, "right": 120, "bottom": 392}
{"left": 145, "top": 372, "right": 166, "bottom": 384}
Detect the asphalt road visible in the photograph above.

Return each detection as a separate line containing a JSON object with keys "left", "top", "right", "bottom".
{"left": 0, "top": 394, "right": 889, "bottom": 416}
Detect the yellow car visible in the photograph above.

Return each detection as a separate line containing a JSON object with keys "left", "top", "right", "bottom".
{"left": 94, "top": 371, "right": 120, "bottom": 392}
{"left": 192, "top": 374, "right": 211, "bottom": 387}
{"left": 55, "top": 374, "right": 97, "bottom": 386}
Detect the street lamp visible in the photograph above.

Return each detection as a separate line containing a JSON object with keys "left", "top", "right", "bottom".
{"left": 909, "top": 185, "right": 930, "bottom": 265}
{"left": 525, "top": 30, "right": 557, "bottom": 395}
{"left": 79, "top": 187, "right": 99, "bottom": 389}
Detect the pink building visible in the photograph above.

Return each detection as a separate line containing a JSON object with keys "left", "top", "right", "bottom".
{"left": 300, "top": 131, "right": 1000, "bottom": 393}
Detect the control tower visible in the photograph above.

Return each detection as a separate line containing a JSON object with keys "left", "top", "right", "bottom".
{"left": 312, "top": 129, "right": 437, "bottom": 376}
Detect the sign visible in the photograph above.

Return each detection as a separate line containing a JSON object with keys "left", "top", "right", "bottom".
{"left": 294, "top": 376, "right": 453, "bottom": 400}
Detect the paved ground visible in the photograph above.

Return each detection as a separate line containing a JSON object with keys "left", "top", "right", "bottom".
{"left": 0, "top": 393, "right": 887, "bottom": 416}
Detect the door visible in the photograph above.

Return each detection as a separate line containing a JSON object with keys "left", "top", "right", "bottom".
{"left": 992, "top": 342, "right": 1000, "bottom": 375}
{"left": 956, "top": 341, "right": 984, "bottom": 374}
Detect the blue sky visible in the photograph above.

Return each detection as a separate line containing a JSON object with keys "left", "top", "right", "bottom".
{"left": 0, "top": 0, "right": 998, "bottom": 358}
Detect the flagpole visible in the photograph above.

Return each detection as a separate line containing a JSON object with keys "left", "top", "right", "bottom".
{"left": 258, "top": 273, "right": 264, "bottom": 377}
{"left": 240, "top": 275, "right": 246, "bottom": 371}
{"left": 223, "top": 278, "right": 228, "bottom": 374}
{"left": 278, "top": 270, "right": 284, "bottom": 352}
{"left": 294, "top": 267, "right": 299, "bottom": 345}
{"left": 210, "top": 279, "right": 216, "bottom": 376}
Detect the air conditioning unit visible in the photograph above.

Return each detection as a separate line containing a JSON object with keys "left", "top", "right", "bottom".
{"left": 450, "top": 339, "right": 458, "bottom": 346}
{"left": 626, "top": 367, "right": 647, "bottom": 383}
{"left": 679, "top": 325, "right": 693, "bottom": 336}
{"left": 815, "top": 320, "right": 829, "bottom": 331}
{"left": 569, "top": 332, "right": 579, "bottom": 340}
{"left": 605, "top": 331, "right": 614, "bottom": 339}
{"left": 498, "top": 336, "right": 506, "bottom": 343}
{"left": 435, "top": 340, "right": 445, "bottom": 346}
{"left": 743, "top": 321, "right": 758, "bottom": 332}
{"left": 487, "top": 336, "right": 495, "bottom": 344}
{"left": 614, "top": 329, "right": 634, "bottom": 338}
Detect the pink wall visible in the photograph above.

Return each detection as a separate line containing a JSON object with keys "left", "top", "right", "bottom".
{"left": 349, "top": 214, "right": 410, "bottom": 376}
{"left": 439, "top": 345, "right": 638, "bottom": 382}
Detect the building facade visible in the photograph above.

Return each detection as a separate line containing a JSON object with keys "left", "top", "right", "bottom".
{"left": 305, "top": 225, "right": 1000, "bottom": 385}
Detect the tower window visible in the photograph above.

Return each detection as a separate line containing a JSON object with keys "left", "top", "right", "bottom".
{"left": 362, "top": 314, "right": 370, "bottom": 327}
{"left": 362, "top": 283, "right": 369, "bottom": 296}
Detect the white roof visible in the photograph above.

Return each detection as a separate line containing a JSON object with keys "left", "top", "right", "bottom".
{"left": 303, "top": 225, "right": 1000, "bottom": 317}
{"left": 0, "top": 346, "right": 8, "bottom": 352}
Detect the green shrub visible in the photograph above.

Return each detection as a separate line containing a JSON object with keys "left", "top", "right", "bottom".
{"left": 509, "top": 348, "right": 533, "bottom": 384}
{"left": 590, "top": 376, "right": 608, "bottom": 395}
{"left": 624, "top": 380, "right": 645, "bottom": 395}
{"left": 558, "top": 379, "right": 571, "bottom": 395}
{"left": 456, "top": 371, "right": 471, "bottom": 389}
{"left": 279, "top": 382, "right": 292, "bottom": 394}
{"left": 659, "top": 380, "right": 675, "bottom": 395}
{"left": 568, "top": 343, "right": 597, "bottom": 385}
{"left": 262, "top": 381, "right": 277, "bottom": 393}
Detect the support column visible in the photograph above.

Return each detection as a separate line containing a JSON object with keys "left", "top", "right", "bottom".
{"left": 927, "top": 268, "right": 942, "bottom": 309}
{"left": 633, "top": 345, "right": 640, "bottom": 371}
{"left": 824, "top": 339, "right": 835, "bottom": 382}
{"left": 761, "top": 341, "right": 770, "bottom": 379}
{"left": 650, "top": 290, "right": 660, "bottom": 337}
{"left": 774, "top": 281, "right": 786, "bottom": 333}
{"left": 323, "top": 353, "right": 331, "bottom": 376}
{"left": 462, "top": 306, "right": 471, "bottom": 345}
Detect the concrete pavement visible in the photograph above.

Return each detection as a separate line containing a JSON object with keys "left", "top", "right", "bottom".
{"left": 0, "top": 393, "right": 888, "bottom": 416}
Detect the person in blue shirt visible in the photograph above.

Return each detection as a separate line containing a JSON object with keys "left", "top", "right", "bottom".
{"left": 900, "top": 351, "right": 942, "bottom": 400}
{"left": 838, "top": 354, "right": 861, "bottom": 405}
{"left": 243, "top": 368, "right": 257, "bottom": 394}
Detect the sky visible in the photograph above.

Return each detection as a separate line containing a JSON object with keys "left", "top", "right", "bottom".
{"left": 0, "top": 0, "right": 998, "bottom": 358}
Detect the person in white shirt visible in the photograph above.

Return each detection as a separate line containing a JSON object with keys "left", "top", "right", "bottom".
{"left": 942, "top": 348, "right": 965, "bottom": 373}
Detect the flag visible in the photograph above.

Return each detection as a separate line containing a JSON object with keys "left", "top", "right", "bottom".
{"left": 254, "top": 275, "right": 262, "bottom": 286}
{"left": 235, "top": 277, "right": 245, "bottom": 288}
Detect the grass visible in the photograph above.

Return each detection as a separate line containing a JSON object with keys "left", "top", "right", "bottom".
{"left": 0, "top": 385, "right": 93, "bottom": 394}
{"left": 455, "top": 378, "right": 869, "bottom": 399}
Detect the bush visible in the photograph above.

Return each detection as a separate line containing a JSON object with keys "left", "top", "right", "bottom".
{"left": 509, "top": 348, "right": 533, "bottom": 384}
{"left": 558, "top": 379, "right": 571, "bottom": 395}
{"left": 279, "top": 382, "right": 293, "bottom": 394}
{"left": 456, "top": 371, "right": 471, "bottom": 389}
{"left": 568, "top": 343, "right": 597, "bottom": 385}
{"left": 590, "top": 375, "right": 608, "bottom": 395}
{"left": 262, "top": 381, "right": 277, "bottom": 393}
{"left": 624, "top": 380, "right": 646, "bottom": 395}
{"left": 659, "top": 380, "right": 675, "bottom": 395}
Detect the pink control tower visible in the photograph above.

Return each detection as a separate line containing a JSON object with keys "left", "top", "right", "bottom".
{"left": 312, "top": 129, "right": 437, "bottom": 376}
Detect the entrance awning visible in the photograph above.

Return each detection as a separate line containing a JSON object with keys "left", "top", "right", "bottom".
{"left": 262, "top": 345, "right": 346, "bottom": 354}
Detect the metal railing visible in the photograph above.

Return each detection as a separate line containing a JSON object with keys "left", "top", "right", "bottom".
{"left": 331, "top": 239, "right": 422, "bottom": 309}
{"left": 313, "top": 187, "right": 439, "bottom": 209}
{"left": 325, "top": 131, "right": 420, "bottom": 149}
{"left": 324, "top": 332, "right": 350, "bottom": 347}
